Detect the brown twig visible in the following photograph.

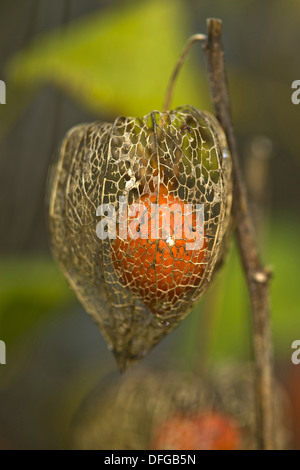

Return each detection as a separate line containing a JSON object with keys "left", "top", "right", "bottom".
{"left": 202, "top": 18, "right": 275, "bottom": 450}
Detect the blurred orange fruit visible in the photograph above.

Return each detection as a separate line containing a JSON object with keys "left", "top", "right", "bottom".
{"left": 151, "top": 412, "right": 241, "bottom": 450}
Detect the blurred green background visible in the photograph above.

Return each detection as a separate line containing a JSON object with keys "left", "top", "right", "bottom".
{"left": 0, "top": 0, "right": 299, "bottom": 449}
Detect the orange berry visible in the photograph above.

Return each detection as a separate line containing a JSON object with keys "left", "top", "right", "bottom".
{"left": 151, "top": 412, "right": 241, "bottom": 450}
{"left": 111, "top": 190, "right": 207, "bottom": 314}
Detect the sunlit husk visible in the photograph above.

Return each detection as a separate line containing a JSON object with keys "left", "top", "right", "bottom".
{"left": 48, "top": 106, "right": 232, "bottom": 369}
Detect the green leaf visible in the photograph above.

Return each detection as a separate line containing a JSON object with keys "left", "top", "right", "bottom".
{"left": 7, "top": 0, "right": 207, "bottom": 117}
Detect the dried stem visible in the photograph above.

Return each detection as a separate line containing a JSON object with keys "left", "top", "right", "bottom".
{"left": 163, "top": 21, "right": 275, "bottom": 450}
{"left": 163, "top": 34, "right": 207, "bottom": 112}
{"left": 202, "top": 18, "right": 275, "bottom": 450}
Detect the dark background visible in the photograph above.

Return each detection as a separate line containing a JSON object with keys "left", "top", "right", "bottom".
{"left": 0, "top": 0, "right": 299, "bottom": 449}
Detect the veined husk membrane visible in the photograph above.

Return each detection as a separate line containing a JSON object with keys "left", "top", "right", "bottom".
{"left": 48, "top": 105, "right": 232, "bottom": 370}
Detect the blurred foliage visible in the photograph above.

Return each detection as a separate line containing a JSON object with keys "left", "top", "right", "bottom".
{"left": 0, "top": 255, "right": 72, "bottom": 347}
{"left": 177, "top": 213, "right": 300, "bottom": 365}
{"left": 7, "top": 0, "right": 206, "bottom": 118}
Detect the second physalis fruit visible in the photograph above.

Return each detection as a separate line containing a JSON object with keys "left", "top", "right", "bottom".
{"left": 152, "top": 412, "right": 241, "bottom": 450}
